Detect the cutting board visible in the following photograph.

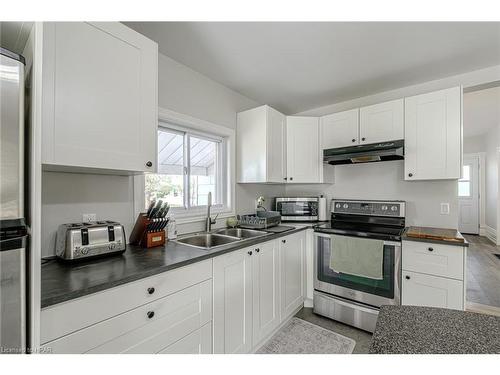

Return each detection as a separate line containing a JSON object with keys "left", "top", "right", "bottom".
{"left": 405, "top": 226, "right": 465, "bottom": 243}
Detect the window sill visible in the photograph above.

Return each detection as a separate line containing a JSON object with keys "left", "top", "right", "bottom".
{"left": 172, "top": 209, "right": 236, "bottom": 225}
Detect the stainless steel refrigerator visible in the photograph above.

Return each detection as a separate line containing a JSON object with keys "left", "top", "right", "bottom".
{"left": 0, "top": 47, "right": 27, "bottom": 354}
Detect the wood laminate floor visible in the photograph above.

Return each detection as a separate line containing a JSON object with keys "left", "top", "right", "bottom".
{"left": 295, "top": 307, "right": 372, "bottom": 354}
{"left": 464, "top": 235, "right": 500, "bottom": 308}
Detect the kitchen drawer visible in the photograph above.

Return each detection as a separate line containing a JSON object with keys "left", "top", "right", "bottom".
{"left": 158, "top": 323, "right": 212, "bottom": 354}
{"left": 43, "top": 279, "right": 212, "bottom": 353}
{"left": 402, "top": 240, "right": 464, "bottom": 280}
{"left": 41, "top": 259, "right": 212, "bottom": 343}
{"left": 402, "top": 271, "right": 464, "bottom": 310}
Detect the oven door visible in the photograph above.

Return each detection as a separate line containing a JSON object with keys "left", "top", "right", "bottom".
{"left": 314, "top": 232, "right": 401, "bottom": 307}
{"left": 276, "top": 198, "right": 318, "bottom": 221}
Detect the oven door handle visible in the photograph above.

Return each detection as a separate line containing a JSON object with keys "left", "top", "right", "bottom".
{"left": 313, "top": 232, "right": 401, "bottom": 247}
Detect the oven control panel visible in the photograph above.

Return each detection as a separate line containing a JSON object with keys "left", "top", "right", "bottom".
{"left": 332, "top": 200, "right": 405, "bottom": 217}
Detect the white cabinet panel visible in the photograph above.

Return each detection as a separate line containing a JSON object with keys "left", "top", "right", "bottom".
{"left": 44, "top": 280, "right": 212, "bottom": 353}
{"left": 267, "top": 107, "right": 287, "bottom": 183}
{"left": 286, "top": 116, "right": 320, "bottom": 183}
{"left": 320, "top": 109, "right": 359, "bottom": 149}
{"left": 158, "top": 323, "right": 212, "bottom": 354}
{"left": 41, "top": 22, "right": 157, "bottom": 173}
{"left": 404, "top": 87, "right": 462, "bottom": 180}
{"left": 280, "top": 232, "right": 305, "bottom": 318}
{"left": 252, "top": 240, "right": 280, "bottom": 345}
{"left": 402, "top": 241, "right": 464, "bottom": 280}
{"left": 359, "top": 99, "right": 404, "bottom": 144}
{"left": 213, "top": 247, "right": 253, "bottom": 353}
{"left": 402, "top": 271, "right": 464, "bottom": 310}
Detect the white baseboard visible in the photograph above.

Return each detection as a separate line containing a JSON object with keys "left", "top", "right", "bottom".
{"left": 304, "top": 297, "right": 313, "bottom": 308}
{"left": 483, "top": 225, "right": 497, "bottom": 245}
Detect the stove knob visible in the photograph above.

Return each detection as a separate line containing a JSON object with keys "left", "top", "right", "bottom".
{"left": 343, "top": 204, "right": 348, "bottom": 209}
{"left": 81, "top": 247, "right": 89, "bottom": 255}
{"left": 335, "top": 203, "right": 341, "bottom": 208}
{"left": 381, "top": 205, "right": 388, "bottom": 211}
{"left": 391, "top": 206, "right": 398, "bottom": 211}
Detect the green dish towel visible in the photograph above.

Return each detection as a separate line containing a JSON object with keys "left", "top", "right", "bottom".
{"left": 329, "top": 235, "right": 384, "bottom": 280}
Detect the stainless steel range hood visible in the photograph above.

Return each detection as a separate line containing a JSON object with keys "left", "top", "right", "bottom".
{"left": 323, "top": 140, "right": 404, "bottom": 165}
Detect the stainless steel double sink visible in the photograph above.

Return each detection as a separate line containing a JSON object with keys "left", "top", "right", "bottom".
{"left": 175, "top": 228, "right": 268, "bottom": 250}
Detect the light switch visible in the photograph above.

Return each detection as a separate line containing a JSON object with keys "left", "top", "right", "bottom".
{"left": 440, "top": 203, "right": 450, "bottom": 215}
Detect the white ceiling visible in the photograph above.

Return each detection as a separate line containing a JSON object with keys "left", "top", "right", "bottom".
{"left": 125, "top": 22, "right": 500, "bottom": 114}
{"left": 463, "top": 86, "right": 500, "bottom": 137}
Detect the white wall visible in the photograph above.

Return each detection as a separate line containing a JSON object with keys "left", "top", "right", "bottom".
{"left": 41, "top": 51, "right": 284, "bottom": 256}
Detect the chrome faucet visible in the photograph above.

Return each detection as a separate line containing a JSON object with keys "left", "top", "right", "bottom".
{"left": 206, "top": 191, "right": 219, "bottom": 232}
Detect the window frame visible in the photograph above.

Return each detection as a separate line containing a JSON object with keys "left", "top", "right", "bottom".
{"left": 134, "top": 108, "right": 235, "bottom": 223}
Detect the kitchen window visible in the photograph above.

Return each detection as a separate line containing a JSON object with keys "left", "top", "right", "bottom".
{"left": 143, "top": 122, "right": 230, "bottom": 216}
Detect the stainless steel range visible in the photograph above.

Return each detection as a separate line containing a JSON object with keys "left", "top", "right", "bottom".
{"left": 313, "top": 199, "right": 405, "bottom": 332}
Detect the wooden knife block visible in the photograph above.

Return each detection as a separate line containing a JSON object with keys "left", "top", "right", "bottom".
{"left": 129, "top": 213, "right": 167, "bottom": 248}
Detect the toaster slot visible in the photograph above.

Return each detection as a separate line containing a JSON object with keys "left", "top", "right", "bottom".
{"left": 108, "top": 226, "right": 115, "bottom": 242}
{"left": 81, "top": 228, "right": 89, "bottom": 246}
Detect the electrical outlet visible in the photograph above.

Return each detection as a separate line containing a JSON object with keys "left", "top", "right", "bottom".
{"left": 82, "top": 213, "right": 96, "bottom": 223}
{"left": 440, "top": 203, "right": 450, "bottom": 215}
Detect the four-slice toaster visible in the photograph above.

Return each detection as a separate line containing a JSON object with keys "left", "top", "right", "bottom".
{"left": 56, "top": 221, "right": 126, "bottom": 261}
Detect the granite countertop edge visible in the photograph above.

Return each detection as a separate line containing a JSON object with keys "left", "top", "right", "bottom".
{"left": 41, "top": 226, "right": 308, "bottom": 309}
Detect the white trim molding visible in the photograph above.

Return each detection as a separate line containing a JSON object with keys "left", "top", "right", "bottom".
{"left": 483, "top": 225, "right": 497, "bottom": 245}
{"left": 133, "top": 107, "right": 236, "bottom": 223}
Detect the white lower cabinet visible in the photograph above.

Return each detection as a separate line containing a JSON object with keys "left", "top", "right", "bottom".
{"left": 159, "top": 323, "right": 212, "bottom": 354}
{"left": 213, "top": 232, "right": 306, "bottom": 353}
{"left": 401, "top": 240, "right": 466, "bottom": 310}
{"left": 252, "top": 240, "right": 281, "bottom": 345}
{"left": 280, "top": 232, "right": 306, "bottom": 318}
{"left": 213, "top": 246, "right": 253, "bottom": 354}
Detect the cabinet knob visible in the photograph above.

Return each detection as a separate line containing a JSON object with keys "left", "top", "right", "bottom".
{"left": 428, "top": 247, "right": 434, "bottom": 252}
{"left": 289, "top": 177, "right": 293, "bottom": 181}
{"left": 408, "top": 173, "right": 413, "bottom": 177}
{"left": 247, "top": 251, "right": 253, "bottom": 256}
{"left": 284, "top": 177, "right": 287, "bottom": 181}
{"left": 146, "top": 161, "right": 153, "bottom": 167}
{"left": 147, "top": 311, "right": 155, "bottom": 319}
{"left": 361, "top": 137, "right": 366, "bottom": 141}
{"left": 255, "top": 248, "right": 260, "bottom": 253}
{"left": 405, "top": 275, "right": 410, "bottom": 280}
{"left": 352, "top": 139, "right": 356, "bottom": 143}
{"left": 282, "top": 239, "right": 286, "bottom": 243}
{"left": 147, "top": 287, "right": 155, "bottom": 295}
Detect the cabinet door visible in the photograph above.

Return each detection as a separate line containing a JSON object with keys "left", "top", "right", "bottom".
{"left": 213, "top": 247, "right": 253, "bottom": 354}
{"left": 252, "top": 241, "right": 280, "bottom": 345}
{"left": 402, "top": 271, "right": 464, "bottom": 310}
{"left": 266, "top": 107, "right": 287, "bottom": 183}
{"left": 286, "top": 116, "right": 320, "bottom": 183}
{"left": 41, "top": 22, "right": 158, "bottom": 173}
{"left": 320, "top": 109, "right": 359, "bottom": 149}
{"left": 158, "top": 323, "right": 212, "bottom": 354}
{"left": 404, "top": 87, "right": 462, "bottom": 180}
{"left": 280, "top": 232, "right": 305, "bottom": 319}
{"left": 359, "top": 99, "right": 404, "bottom": 144}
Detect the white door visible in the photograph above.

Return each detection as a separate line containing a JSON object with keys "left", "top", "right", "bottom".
{"left": 266, "top": 107, "right": 287, "bottom": 183}
{"left": 252, "top": 241, "right": 280, "bottom": 345}
{"left": 286, "top": 116, "right": 320, "bottom": 183}
{"left": 41, "top": 22, "right": 158, "bottom": 173}
{"left": 404, "top": 87, "right": 462, "bottom": 180}
{"left": 359, "top": 99, "right": 404, "bottom": 144}
{"left": 280, "top": 233, "right": 305, "bottom": 319}
{"left": 402, "top": 271, "right": 464, "bottom": 310}
{"left": 320, "top": 109, "right": 359, "bottom": 149}
{"left": 458, "top": 155, "right": 480, "bottom": 234}
{"left": 213, "top": 247, "right": 253, "bottom": 354}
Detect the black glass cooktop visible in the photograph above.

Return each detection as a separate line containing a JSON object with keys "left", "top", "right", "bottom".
{"left": 314, "top": 221, "right": 404, "bottom": 241}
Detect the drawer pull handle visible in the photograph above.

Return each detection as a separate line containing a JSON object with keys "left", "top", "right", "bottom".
{"left": 248, "top": 251, "right": 253, "bottom": 256}
{"left": 147, "top": 287, "right": 155, "bottom": 295}
{"left": 405, "top": 275, "right": 410, "bottom": 280}
{"left": 428, "top": 247, "right": 434, "bottom": 252}
{"left": 147, "top": 311, "right": 155, "bottom": 319}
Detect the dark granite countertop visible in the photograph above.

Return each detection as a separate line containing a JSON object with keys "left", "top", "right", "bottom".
{"left": 402, "top": 226, "right": 469, "bottom": 247}
{"left": 370, "top": 305, "right": 500, "bottom": 354}
{"left": 41, "top": 226, "right": 306, "bottom": 309}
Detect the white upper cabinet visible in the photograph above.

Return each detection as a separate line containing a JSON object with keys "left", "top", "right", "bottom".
{"left": 286, "top": 116, "right": 321, "bottom": 183}
{"left": 237, "top": 105, "right": 286, "bottom": 183}
{"left": 41, "top": 22, "right": 158, "bottom": 174}
{"left": 404, "top": 87, "right": 462, "bottom": 180}
{"left": 359, "top": 99, "right": 404, "bottom": 144}
{"left": 320, "top": 109, "right": 359, "bottom": 149}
